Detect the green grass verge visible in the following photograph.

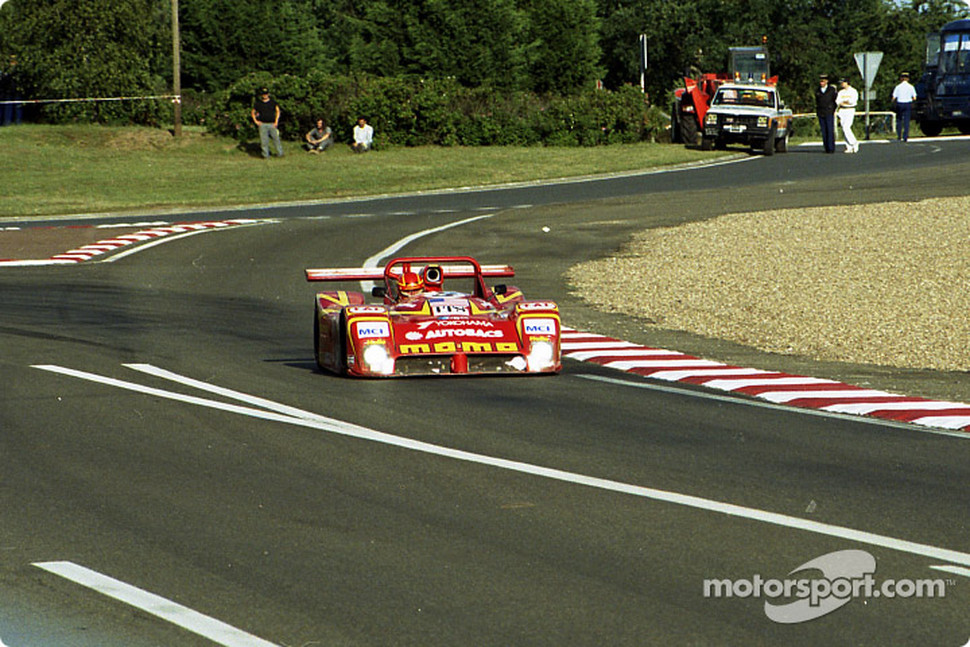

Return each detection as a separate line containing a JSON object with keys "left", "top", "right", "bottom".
{"left": 1, "top": 124, "right": 728, "bottom": 219}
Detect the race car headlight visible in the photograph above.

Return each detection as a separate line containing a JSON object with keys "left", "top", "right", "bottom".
{"left": 527, "top": 340, "right": 555, "bottom": 372}
{"left": 362, "top": 343, "right": 394, "bottom": 375}
{"left": 705, "top": 113, "right": 718, "bottom": 125}
{"left": 757, "top": 116, "right": 769, "bottom": 127}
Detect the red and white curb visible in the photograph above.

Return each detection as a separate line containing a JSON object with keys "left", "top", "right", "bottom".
{"left": 0, "top": 218, "right": 273, "bottom": 266}
{"left": 562, "top": 329, "right": 970, "bottom": 432}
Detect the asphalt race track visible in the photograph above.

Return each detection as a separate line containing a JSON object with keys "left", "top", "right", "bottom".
{"left": 2, "top": 139, "right": 970, "bottom": 646}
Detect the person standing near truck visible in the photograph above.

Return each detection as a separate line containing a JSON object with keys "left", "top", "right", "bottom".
{"left": 836, "top": 77, "right": 859, "bottom": 153}
{"left": 815, "top": 74, "right": 838, "bottom": 153}
{"left": 891, "top": 72, "right": 917, "bottom": 142}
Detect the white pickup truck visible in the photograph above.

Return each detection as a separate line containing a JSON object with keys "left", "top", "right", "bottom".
{"left": 700, "top": 83, "right": 792, "bottom": 156}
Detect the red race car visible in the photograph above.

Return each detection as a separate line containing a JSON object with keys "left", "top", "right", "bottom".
{"left": 305, "top": 256, "right": 561, "bottom": 377}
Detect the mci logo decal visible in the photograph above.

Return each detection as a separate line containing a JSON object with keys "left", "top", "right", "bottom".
{"left": 355, "top": 321, "right": 390, "bottom": 339}
{"left": 523, "top": 318, "right": 556, "bottom": 336}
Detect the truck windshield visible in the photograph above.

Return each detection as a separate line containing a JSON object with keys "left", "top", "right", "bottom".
{"left": 713, "top": 89, "right": 773, "bottom": 107}
{"left": 940, "top": 31, "right": 970, "bottom": 74}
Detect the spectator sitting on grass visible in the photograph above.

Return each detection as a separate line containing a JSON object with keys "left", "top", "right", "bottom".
{"left": 305, "top": 119, "right": 332, "bottom": 153}
{"left": 351, "top": 117, "right": 374, "bottom": 153}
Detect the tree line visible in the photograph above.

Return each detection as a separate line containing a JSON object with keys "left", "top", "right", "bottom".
{"left": 1, "top": 0, "right": 966, "bottom": 141}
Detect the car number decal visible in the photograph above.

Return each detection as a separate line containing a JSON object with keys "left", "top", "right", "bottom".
{"left": 429, "top": 298, "right": 470, "bottom": 317}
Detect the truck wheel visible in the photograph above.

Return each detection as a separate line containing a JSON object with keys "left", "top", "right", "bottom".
{"left": 700, "top": 136, "right": 714, "bottom": 151}
{"left": 681, "top": 116, "right": 699, "bottom": 147}
{"left": 920, "top": 120, "right": 943, "bottom": 137}
{"left": 775, "top": 131, "right": 788, "bottom": 153}
{"left": 762, "top": 128, "right": 776, "bottom": 156}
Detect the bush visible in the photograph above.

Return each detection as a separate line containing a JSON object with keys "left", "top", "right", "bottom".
{"left": 207, "top": 72, "right": 657, "bottom": 147}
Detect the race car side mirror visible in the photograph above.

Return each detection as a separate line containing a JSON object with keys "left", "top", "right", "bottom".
{"left": 493, "top": 284, "right": 507, "bottom": 295}
{"left": 372, "top": 286, "right": 386, "bottom": 297}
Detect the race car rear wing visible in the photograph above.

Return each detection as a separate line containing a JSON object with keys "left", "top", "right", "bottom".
{"left": 306, "top": 262, "right": 515, "bottom": 282}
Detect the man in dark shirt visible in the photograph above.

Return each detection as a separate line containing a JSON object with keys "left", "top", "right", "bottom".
{"left": 251, "top": 88, "right": 284, "bottom": 158}
{"left": 815, "top": 74, "right": 838, "bottom": 154}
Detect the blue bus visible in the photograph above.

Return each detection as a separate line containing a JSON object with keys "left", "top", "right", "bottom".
{"left": 916, "top": 19, "right": 970, "bottom": 136}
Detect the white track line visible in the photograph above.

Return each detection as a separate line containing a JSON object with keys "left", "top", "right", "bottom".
{"left": 564, "top": 349, "right": 685, "bottom": 360}
{"left": 122, "top": 363, "right": 358, "bottom": 429}
{"left": 825, "top": 400, "right": 970, "bottom": 414}
{"left": 33, "top": 363, "right": 970, "bottom": 569}
{"left": 702, "top": 376, "right": 841, "bottom": 390}
{"left": 103, "top": 220, "right": 274, "bottom": 263}
{"left": 759, "top": 389, "right": 899, "bottom": 403}
{"left": 561, "top": 341, "right": 641, "bottom": 351}
{"left": 33, "top": 561, "right": 279, "bottom": 647}
{"left": 577, "top": 373, "right": 970, "bottom": 440}
{"left": 648, "top": 367, "right": 773, "bottom": 381}
{"left": 929, "top": 565, "right": 970, "bottom": 579}
{"left": 603, "top": 358, "right": 726, "bottom": 371}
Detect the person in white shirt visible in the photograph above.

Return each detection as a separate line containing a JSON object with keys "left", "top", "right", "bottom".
{"left": 352, "top": 117, "right": 374, "bottom": 153}
{"left": 891, "top": 72, "right": 918, "bottom": 142}
{"left": 836, "top": 78, "right": 859, "bottom": 153}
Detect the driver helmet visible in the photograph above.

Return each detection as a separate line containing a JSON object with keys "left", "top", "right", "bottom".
{"left": 397, "top": 271, "right": 424, "bottom": 298}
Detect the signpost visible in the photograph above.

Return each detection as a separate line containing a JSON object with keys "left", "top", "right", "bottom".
{"left": 639, "top": 34, "right": 648, "bottom": 93}
{"left": 854, "top": 51, "right": 882, "bottom": 139}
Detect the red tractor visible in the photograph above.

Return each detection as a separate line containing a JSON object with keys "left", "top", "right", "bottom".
{"left": 671, "top": 46, "right": 776, "bottom": 145}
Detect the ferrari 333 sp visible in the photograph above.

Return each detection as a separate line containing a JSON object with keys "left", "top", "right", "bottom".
{"left": 305, "top": 256, "right": 562, "bottom": 377}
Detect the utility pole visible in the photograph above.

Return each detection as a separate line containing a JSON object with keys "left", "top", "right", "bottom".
{"left": 171, "top": 0, "right": 182, "bottom": 137}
